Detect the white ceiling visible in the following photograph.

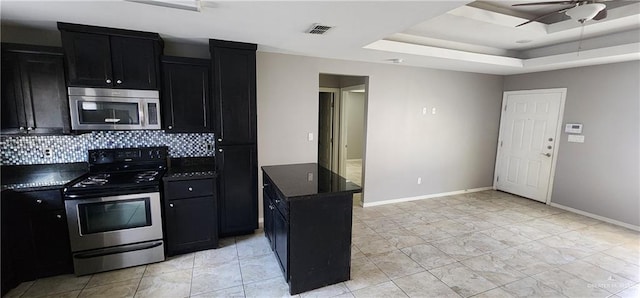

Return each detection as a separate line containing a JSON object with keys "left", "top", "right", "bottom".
{"left": 1, "top": 0, "right": 639, "bottom": 75}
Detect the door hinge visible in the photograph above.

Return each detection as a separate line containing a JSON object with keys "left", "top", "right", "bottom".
{"left": 504, "top": 105, "right": 507, "bottom": 111}
{"left": 500, "top": 141, "right": 503, "bottom": 147}
{"left": 496, "top": 176, "right": 500, "bottom": 182}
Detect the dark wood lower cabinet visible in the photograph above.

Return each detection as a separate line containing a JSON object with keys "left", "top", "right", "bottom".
{"left": 216, "top": 145, "right": 258, "bottom": 236}
{"left": 163, "top": 177, "right": 218, "bottom": 256}
{"left": 1, "top": 189, "right": 73, "bottom": 296}
{"left": 262, "top": 164, "right": 360, "bottom": 295}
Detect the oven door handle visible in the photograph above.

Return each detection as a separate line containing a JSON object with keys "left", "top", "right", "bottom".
{"left": 74, "top": 241, "right": 163, "bottom": 259}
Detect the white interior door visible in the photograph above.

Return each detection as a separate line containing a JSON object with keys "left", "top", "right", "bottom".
{"left": 495, "top": 89, "right": 566, "bottom": 203}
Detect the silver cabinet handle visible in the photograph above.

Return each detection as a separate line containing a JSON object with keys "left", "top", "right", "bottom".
{"left": 106, "top": 79, "right": 112, "bottom": 84}
{"left": 168, "top": 125, "right": 173, "bottom": 130}
{"left": 36, "top": 199, "right": 42, "bottom": 204}
{"left": 269, "top": 205, "right": 275, "bottom": 210}
{"left": 116, "top": 80, "right": 122, "bottom": 84}
{"left": 217, "top": 138, "right": 222, "bottom": 142}
{"left": 169, "top": 203, "right": 174, "bottom": 208}
{"left": 275, "top": 199, "right": 281, "bottom": 203}
{"left": 19, "top": 127, "right": 25, "bottom": 131}
{"left": 218, "top": 149, "right": 223, "bottom": 152}
{"left": 541, "top": 153, "right": 551, "bottom": 157}
{"left": 188, "top": 187, "right": 193, "bottom": 191}
{"left": 56, "top": 214, "right": 62, "bottom": 219}
{"left": 27, "top": 127, "right": 33, "bottom": 131}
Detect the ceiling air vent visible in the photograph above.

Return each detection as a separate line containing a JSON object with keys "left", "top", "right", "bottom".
{"left": 306, "top": 24, "right": 333, "bottom": 35}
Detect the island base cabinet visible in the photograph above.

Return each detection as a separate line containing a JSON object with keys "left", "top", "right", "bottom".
{"left": 288, "top": 195, "right": 353, "bottom": 295}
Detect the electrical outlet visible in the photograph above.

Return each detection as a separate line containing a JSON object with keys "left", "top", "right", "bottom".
{"left": 43, "top": 148, "right": 53, "bottom": 158}
{"left": 206, "top": 143, "right": 215, "bottom": 151}
{"left": 417, "top": 177, "right": 422, "bottom": 184}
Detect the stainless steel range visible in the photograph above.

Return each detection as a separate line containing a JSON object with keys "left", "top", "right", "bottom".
{"left": 63, "top": 147, "right": 167, "bottom": 275}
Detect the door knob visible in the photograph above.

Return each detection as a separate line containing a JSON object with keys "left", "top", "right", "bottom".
{"left": 541, "top": 153, "right": 551, "bottom": 157}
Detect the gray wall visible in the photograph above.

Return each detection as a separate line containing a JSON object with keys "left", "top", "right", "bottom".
{"left": 257, "top": 52, "right": 504, "bottom": 208}
{"left": 504, "top": 61, "right": 640, "bottom": 227}
{"left": 344, "top": 91, "right": 365, "bottom": 160}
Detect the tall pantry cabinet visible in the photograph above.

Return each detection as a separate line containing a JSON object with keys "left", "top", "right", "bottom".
{"left": 210, "top": 39, "right": 258, "bottom": 236}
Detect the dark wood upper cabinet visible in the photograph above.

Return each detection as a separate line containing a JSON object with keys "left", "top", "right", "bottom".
{"left": 1, "top": 44, "right": 70, "bottom": 135}
{"left": 58, "top": 22, "right": 162, "bottom": 90}
{"left": 161, "top": 56, "right": 212, "bottom": 132}
{"left": 60, "top": 31, "right": 112, "bottom": 88}
{"left": 210, "top": 40, "right": 257, "bottom": 145}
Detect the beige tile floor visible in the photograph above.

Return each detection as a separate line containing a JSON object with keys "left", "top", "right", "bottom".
{"left": 6, "top": 190, "right": 640, "bottom": 298}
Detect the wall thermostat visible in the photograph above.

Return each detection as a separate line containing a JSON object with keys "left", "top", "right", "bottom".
{"left": 565, "top": 123, "right": 583, "bottom": 134}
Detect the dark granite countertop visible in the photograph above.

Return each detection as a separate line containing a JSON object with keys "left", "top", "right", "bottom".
{"left": 1, "top": 163, "right": 88, "bottom": 191}
{"left": 262, "top": 163, "right": 361, "bottom": 200}
{"left": 164, "top": 157, "right": 216, "bottom": 180}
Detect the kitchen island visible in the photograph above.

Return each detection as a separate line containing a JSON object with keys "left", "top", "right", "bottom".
{"left": 261, "top": 163, "right": 361, "bottom": 295}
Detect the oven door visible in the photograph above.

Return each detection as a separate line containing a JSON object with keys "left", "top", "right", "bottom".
{"left": 65, "top": 192, "right": 163, "bottom": 252}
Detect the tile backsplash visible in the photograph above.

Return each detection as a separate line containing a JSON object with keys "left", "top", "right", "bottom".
{"left": 0, "top": 131, "right": 216, "bottom": 165}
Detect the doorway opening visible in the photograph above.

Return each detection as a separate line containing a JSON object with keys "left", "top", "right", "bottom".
{"left": 318, "top": 74, "right": 367, "bottom": 206}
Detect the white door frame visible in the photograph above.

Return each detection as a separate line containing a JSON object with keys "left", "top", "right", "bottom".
{"left": 340, "top": 84, "right": 366, "bottom": 177}
{"left": 493, "top": 88, "right": 567, "bottom": 204}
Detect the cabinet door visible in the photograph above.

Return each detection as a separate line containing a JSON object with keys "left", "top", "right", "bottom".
{"left": 263, "top": 190, "right": 275, "bottom": 250}
{"left": 61, "top": 31, "right": 113, "bottom": 87}
{"left": 18, "top": 52, "right": 70, "bottom": 134}
{"left": 161, "top": 58, "right": 212, "bottom": 132}
{"left": 1, "top": 52, "right": 27, "bottom": 133}
{"left": 216, "top": 145, "right": 258, "bottom": 236}
{"left": 30, "top": 209, "right": 73, "bottom": 277}
{"left": 211, "top": 47, "right": 256, "bottom": 145}
{"left": 165, "top": 196, "right": 217, "bottom": 256}
{"left": 274, "top": 208, "right": 289, "bottom": 279}
{"left": 111, "top": 36, "right": 158, "bottom": 90}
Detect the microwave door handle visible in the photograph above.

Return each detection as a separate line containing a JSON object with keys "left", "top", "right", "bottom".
{"left": 140, "top": 100, "right": 146, "bottom": 127}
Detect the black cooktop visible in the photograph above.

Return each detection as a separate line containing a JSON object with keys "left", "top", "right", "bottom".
{"left": 64, "top": 147, "right": 168, "bottom": 198}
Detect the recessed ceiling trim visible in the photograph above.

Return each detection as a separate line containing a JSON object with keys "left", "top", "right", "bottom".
{"left": 524, "top": 43, "right": 640, "bottom": 69}
{"left": 364, "top": 39, "right": 523, "bottom": 67}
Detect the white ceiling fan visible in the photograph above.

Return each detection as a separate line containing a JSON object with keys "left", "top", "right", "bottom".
{"left": 514, "top": 0, "right": 611, "bottom": 27}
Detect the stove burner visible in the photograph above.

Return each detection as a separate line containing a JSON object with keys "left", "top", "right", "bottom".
{"left": 135, "top": 170, "right": 159, "bottom": 183}
{"left": 74, "top": 173, "right": 110, "bottom": 187}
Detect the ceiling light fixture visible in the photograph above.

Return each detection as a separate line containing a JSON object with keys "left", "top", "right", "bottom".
{"left": 565, "top": 3, "right": 606, "bottom": 23}
{"left": 127, "top": 0, "right": 201, "bottom": 12}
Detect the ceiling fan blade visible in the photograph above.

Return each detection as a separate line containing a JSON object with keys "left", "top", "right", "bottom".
{"left": 593, "top": 8, "right": 608, "bottom": 20}
{"left": 515, "top": 7, "right": 571, "bottom": 27}
{"left": 513, "top": 1, "right": 576, "bottom": 7}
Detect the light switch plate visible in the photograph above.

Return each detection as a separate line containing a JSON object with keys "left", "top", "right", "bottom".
{"left": 308, "top": 133, "right": 314, "bottom": 141}
{"left": 568, "top": 135, "right": 585, "bottom": 143}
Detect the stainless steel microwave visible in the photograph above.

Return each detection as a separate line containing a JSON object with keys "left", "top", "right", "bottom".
{"left": 68, "top": 87, "right": 161, "bottom": 130}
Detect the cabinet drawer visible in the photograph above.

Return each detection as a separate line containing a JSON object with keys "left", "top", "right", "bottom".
{"left": 23, "top": 190, "right": 64, "bottom": 211}
{"left": 166, "top": 179, "right": 214, "bottom": 199}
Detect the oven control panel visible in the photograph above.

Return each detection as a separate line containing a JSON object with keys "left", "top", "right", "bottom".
{"left": 89, "top": 147, "right": 168, "bottom": 164}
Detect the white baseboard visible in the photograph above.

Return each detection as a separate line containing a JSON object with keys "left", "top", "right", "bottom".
{"left": 362, "top": 187, "right": 493, "bottom": 208}
{"left": 549, "top": 202, "right": 640, "bottom": 232}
